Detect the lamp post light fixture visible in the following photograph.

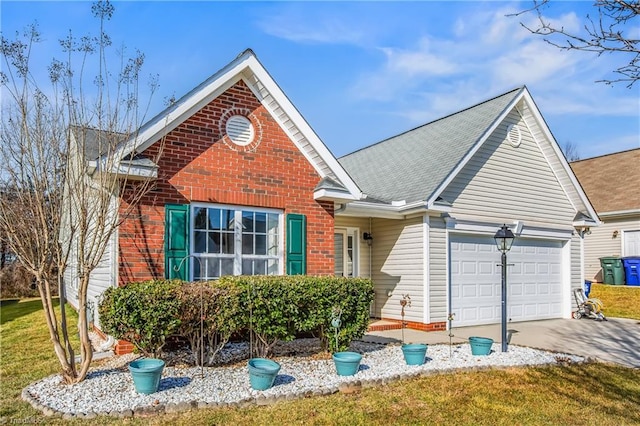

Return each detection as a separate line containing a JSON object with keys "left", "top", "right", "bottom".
{"left": 494, "top": 224, "right": 515, "bottom": 352}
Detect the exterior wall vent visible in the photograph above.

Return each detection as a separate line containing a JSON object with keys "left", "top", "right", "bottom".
{"left": 225, "top": 115, "right": 254, "bottom": 146}
{"left": 507, "top": 124, "right": 522, "bottom": 148}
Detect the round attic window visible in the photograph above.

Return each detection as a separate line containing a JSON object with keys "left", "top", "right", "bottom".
{"left": 225, "top": 115, "right": 254, "bottom": 147}
{"left": 506, "top": 123, "right": 522, "bottom": 148}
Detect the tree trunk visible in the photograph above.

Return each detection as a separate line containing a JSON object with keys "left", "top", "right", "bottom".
{"left": 74, "top": 275, "right": 93, "bottom": 383}
{"left": 36, "top": 278, "right": 76, "bottom": 382}
{"left": 58, "top": 275, "right": 75, "bottom": 377}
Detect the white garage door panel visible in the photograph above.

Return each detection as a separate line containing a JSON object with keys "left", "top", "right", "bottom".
{"left": 450, "top": 235, "right": 563, "bottom": 327}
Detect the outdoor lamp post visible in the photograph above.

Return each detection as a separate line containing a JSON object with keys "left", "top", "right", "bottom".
{"left": 494, "top": 224, "right": 515, "bottom": 352}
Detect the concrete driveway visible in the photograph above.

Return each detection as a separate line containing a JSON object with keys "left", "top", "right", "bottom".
{"left": 364, "top": 318, "right": 640, "bottom": 368}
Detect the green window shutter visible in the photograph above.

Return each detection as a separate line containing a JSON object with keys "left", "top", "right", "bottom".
{"left": 165, "top": 204, "right": 189, "bottom": 280}
{"left": 286, "top": 213, "right": 306, "bottom": 275}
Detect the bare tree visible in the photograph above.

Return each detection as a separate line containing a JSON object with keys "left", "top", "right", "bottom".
{"left": 0, "top": 1, "right": 163, "bottom": 383}
{"left": 562, "top": 141, "right": 581, "bottom": 162}
{"left": 513, "top": 0, "right": 639, "bottom": 87}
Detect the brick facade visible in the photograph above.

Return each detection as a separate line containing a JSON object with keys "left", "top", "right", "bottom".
{"left": 118, "top": 80, "right": 335, "bottom": 285}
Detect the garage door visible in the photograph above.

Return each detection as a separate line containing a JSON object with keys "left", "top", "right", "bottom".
{"left": 450, "top": 234, "right": 563, "bottom": 327}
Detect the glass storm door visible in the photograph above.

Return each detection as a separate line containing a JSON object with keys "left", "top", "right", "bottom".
{"left": 334, "top": 230, "right": 356, "bottom": 277}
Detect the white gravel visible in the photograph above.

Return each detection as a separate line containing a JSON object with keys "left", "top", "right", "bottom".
{"left": 23, "top": 339, "right": 584, "bottom": 417}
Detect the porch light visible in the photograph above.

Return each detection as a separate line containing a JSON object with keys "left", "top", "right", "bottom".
{"left": 494, "top": 224, "right": 515, "bottom": 353}
{"left": 494, "top": 224, "right": 515, "bottom": 254}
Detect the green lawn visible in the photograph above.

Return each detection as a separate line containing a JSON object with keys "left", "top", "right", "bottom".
{"left": 590, "top": 283, "right": 640, "bottom": 319}
{"left": 1, "top": 297, "right": 640, "bottom": 425}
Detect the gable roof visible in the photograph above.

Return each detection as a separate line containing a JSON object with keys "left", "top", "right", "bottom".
{"left": 112, "top": 49, "right": 362, "bottom": 201}
{"left": 339, "top": 87, "right": 599, "bottom": 223}
{"left": 571, "top": 148, "right": 640, "bottom": 214}
{"left": 339, "top": 88, "right": 522, "bottom": 204}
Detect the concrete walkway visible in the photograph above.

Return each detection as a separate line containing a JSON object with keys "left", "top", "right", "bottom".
{"left": 364, "top": 318, "right": 640, "bottom": 368}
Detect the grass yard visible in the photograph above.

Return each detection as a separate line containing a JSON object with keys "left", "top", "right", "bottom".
{"left": 2, "top": 298, "right": 640, "bottom": 425}
{"left": 590, "top": 283, "right": 640, "bottom": 319}
{"left": 0, "top": 298, "right": 80, "bottom": 422}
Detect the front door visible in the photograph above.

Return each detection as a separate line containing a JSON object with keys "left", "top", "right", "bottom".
{"left": 334, "top": 229, "right": 357, "bottom": 277}
{"left": 624, "top": 230, "right": 640, "bottom": 256}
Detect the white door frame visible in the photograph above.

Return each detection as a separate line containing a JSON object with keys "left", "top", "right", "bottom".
{"left": 622, "top": 229, "right": 640, "bottom": 256}
{"left": 334, "top": 227, "right": 359, "bottom": 277}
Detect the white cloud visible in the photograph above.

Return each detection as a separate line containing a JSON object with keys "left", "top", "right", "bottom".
{"left": 349, "top": 37, "right": 463, "bottom": 102}
{"left": 259, "top": 17, "right": 365, "bottom": 45}
{"left": 537, "top": 86, "right": 640, "bottom": 117}
{"left": 348, "top": 2, "right": 636, "bottom": 129}
{"left": 381, "top": 42, "right": 458, "bottom": 77}
{"left": 491, "top": 41, "right": 581, "bottom": 87}
{"left": 257, "top": 1, "right": 636, "bottom": 158}
{"left": 580, "top": 133, "right": 640, "bottom": 159}
{"left": 257, "top": 4, "right": 369, "bottom": 45}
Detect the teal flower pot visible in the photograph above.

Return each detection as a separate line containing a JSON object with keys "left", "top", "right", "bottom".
{"left": 401, "top": 343, "right": 428, "bottom": 365}
{"left": 332, "top": 351, "right": 362, "bottom": 376}
{"left": 248, "top": 358, "right": 281, "bottom": 390}
{"left": 128, "top": 358, "right": 165, "bottom": 394}
{"left": 469, "top": 336, "right": 494, "bottom": 356}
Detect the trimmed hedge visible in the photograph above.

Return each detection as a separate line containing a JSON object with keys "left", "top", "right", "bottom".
{"left": 98, "top": 280, "right": 182, "bottom": 357}
{"left": 98, "top": 276, "right": 374, "bottom": 360}
{"left": 175, "top": 280, "right": 243, "bottom": 365}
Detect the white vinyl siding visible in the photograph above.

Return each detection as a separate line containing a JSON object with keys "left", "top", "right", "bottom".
{"left": 434, "top": 105, "right": 582, "bottom": 324}
{"left": 87, "top": 231, "right": 117, "bottom": 328}
{"left": 370, "top": 217, "right": 423, "bottom": 323}
{"left": 583, "top": 217, "right": 640, "bottom": 281}
{"left": 570, "top": 233, "right": 582, "bottom": 292}
{"left": 63, "top": 198, "right": 118, "bottom": 329}
{"left": 440, "top": 110, "right": 576, "bottom": 226}
{"left": 428, "top": 217, "right": 448, "bottom": 323}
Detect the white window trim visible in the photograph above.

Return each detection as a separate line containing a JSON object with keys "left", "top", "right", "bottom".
{"left": 190, "top": 202, "right": 284, "bottom": 280}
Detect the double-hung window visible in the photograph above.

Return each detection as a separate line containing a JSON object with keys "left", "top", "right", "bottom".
{"left": 191, "top": 205, "right": 281, "bottom": 280}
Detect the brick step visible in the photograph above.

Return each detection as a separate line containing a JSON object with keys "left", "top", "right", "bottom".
{"left": 367, "top": 320, "right": 403, "bottom": 332}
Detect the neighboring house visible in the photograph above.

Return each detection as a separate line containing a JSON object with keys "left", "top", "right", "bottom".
{"left": 570, "top": 149, "right": 640, "bottom": 282}
{"left": 64, "top": 50, "right": 599, "bottom": 352}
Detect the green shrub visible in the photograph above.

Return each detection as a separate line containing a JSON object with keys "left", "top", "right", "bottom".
{"left": 319, "top": 277, "right": 375, "bottom": 352}
{"left": 176, "top": 281, "right": 243, "bottom": 365}
{"left": 221, "top": 275, "right": 374, "bottom": 356}
{"left": 220, "top": 276, "right": 300, "bottom": 358}
{"left": 98, "top": 276, "right": 374, "bottom": 360}
{"left": 98, "top": 280, "right": 181, "bottom": 357}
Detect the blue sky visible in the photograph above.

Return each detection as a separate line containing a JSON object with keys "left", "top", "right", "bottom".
{"left": 2, "top": 1, "right": 639, "bottom": 160}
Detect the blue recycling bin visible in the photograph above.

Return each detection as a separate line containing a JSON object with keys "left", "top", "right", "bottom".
{"left": 622, "top": 257, "right": 640, "bottom": 286}
{"left": 584, "top": 280, "right": 592, "bottom": 297}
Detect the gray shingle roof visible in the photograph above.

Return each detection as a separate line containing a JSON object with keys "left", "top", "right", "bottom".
{"left": 339, "top": 88, "right": 523, "bottom": 204}
{"left": 314, "top": 177, "right": 349, "bottom": 193}
{"left": 71, "top": 126, "right": 126, "bottom": 161}
{"left": 73, "top": 127, "right": 157, "bottom": 171}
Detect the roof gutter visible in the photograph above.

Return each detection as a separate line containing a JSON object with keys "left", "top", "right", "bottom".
{"left": 86, "top": 159, "right": 158, "bottom": 181}
{"left": 597, "top": 209, "right": 640, "bottom": 219}
{"left": 338, "top": 200, "right": 448, "bottom": 219}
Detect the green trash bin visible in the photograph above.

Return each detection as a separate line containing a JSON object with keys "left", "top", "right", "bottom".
{"left": 599, "top": 257, "right": 626, "bottom": 285}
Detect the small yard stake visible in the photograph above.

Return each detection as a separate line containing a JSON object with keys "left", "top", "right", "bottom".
{"left": 331, "top": 307, "right": 342, "bottom": 351}
{"left": 400, "top": 294, "right": 411, "bottom": 344}
{"left": 448, "top": 313, "right": 455, "bottom": 358}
